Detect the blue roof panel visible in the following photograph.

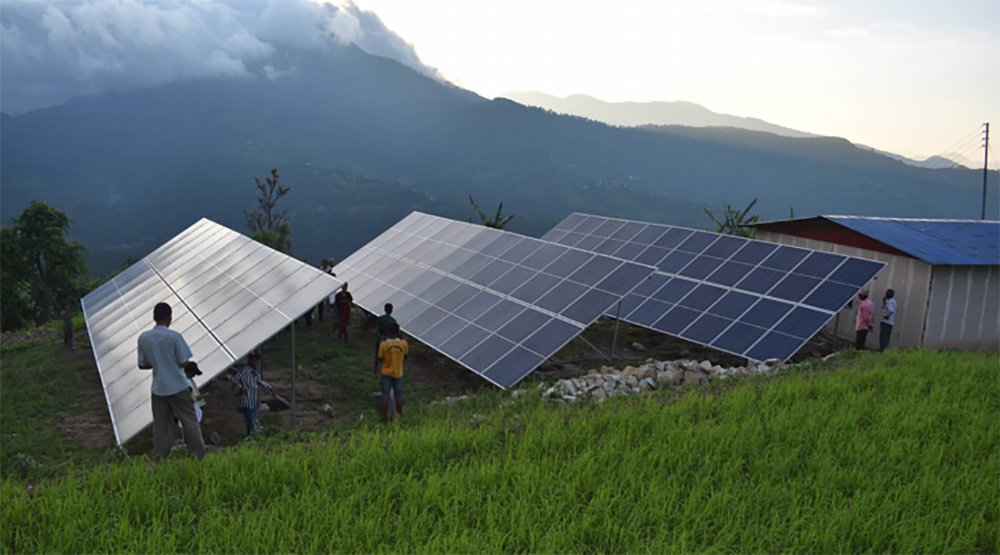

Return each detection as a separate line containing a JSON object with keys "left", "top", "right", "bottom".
{"left": 827, "top": 217, "right": 1000, "bottom": 266}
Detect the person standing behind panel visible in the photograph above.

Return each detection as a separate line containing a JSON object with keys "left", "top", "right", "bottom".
{"left": 184, "top": 362, "right": 206, "bottom": 423}
{"left": 138, "top": 302, "right": 206, "bottom": 459}
{"left": 232, "top": 352, "right": 273, "bottom": 437}
{"left": 855, "top": 289, "right": 875, "bottom": 350}
{"left": 373, "top": 303, "right": 397, "bottom": 373}
{"left": 377, "top": 322, "right": 408, "bottom": 423}
{"left": 880, "top": 289, "right": 897, "bottom": 352}
{"left": 334, "top": 283, "right": 354, "bottom": 341}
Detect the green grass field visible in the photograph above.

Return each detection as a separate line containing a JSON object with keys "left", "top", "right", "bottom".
{"left": 2, "top": 347, "right": 997, "bottom": 553}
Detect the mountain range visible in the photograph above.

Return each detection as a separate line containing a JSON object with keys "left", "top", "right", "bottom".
{"left": 2, "top": 44, "right": 996, "bottom": 275}
{"left": 502, "top": 91, "right": 816, "bottom": 138}
{"left": 502, "top": 92, "right": 975, "bottom": 170}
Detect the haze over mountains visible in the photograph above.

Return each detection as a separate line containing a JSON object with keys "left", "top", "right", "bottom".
{"left": 502, "top": 91, "right": 816, "bottom": 138}
{"left": 1, "top": 3, "right": 995, "bottom": 275}
{"left": 502, "top": 92, "right": 975, "bottom": 170}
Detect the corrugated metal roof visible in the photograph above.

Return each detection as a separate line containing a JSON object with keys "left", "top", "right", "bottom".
{"left": 825, "top": 216, "right": 999, "bottom": 265}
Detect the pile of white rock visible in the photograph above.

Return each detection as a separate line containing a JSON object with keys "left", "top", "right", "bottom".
{"left": 541, "top": 358, "right": 784, "bottom": 403}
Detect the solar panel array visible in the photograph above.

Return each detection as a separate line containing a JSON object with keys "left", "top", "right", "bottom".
{"left": 82, "top": 218, "right": 342, "bottom": 444}
{"left": 542, "top": 213, "right": 885, "bottom": 361}
{"left": 333, "top": 212, "right": 655, "bottom": 388}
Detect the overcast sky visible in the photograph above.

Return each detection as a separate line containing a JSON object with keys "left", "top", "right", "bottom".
{"left": 2, "top": 0, "right": 998, "bottom": 160}
{"left": 352, "top": 0, "right": 1000, "bottom": 161}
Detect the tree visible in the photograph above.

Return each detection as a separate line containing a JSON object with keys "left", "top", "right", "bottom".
{"left": 0, "top": 202, "right": 88, "bottom": 336}
{"left": 468, "top": 195, "right": 514, "bottom": 230}
{"left": 244, "top": 168, "right": 292, "bottom": 253}
{"left": 704, "top": 198, "right": 759, "bottom": 238}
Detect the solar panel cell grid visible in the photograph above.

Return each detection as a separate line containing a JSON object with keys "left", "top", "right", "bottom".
{"left": 535, "top": 280, "right": 589, "bottom": 313}
{"left": 568, "top": 256, "right": 621, "bottom": 286}
{"left": 609, "top": 222, "right": 644, "bottom": 240}
{"left": 629, "top": 298, "right": 674, "bottom": 326}
{"left": 561, "top": 288, "right": 619, "bottom": 323}
{"left": 511, "top": 273, "right": 562, "bottom": 303}
{"left": 522, "top": 319, "right": 580, "bottom": 354}
{"left": 681, "top": 314, "right": 731, "bottom": 344}
{"left": 657, "top": 251, "right": 695, "bottom": 273}
{"left": 335, "top": 212, "right": 656, "bottom": 388}
{"left": 521, "top": 243, "right": 568, "bottom": 270}
{"left": 484, "top": 348, "right": 544, "bottom": 385}
{"left": 635, "top": 245, "right": 670, "bottom": 266}
{"left": 498, "top": 239, "right": 543, "bottom": 264}
{"left": 712, "top": 322, "right": 766, "bottom": 353}
{"left": 653, "top": 306, "right": 700, "bottom": 334}
{"left": 543, "top": 213, "right": 884, "bottom": 362}
{"left": 440, "top": 325, "right": 490, "bottom": 359}
{"left": 594, "top": 238, "right": 626, "bottom": 255}
{"left": 574, "top": 235, "right": 604, "bottom": 251}
{"left": 597, "top": 264, "right": 654, "bottom": 296}
{"left": 475, "top": 299, "right": 524, "bottom": 328}
{"left": 417, "top": 314, "right": 464, "bottom": 345}
{"left": 83, "top": 219, "right": 341, "bottom": 445}
{"left": 679, "top": 256, "right": 723, "bottom": 280}
{"left": 618, "top": 294, "right": 646, "bottom": 319}
{"left": 707, "top": 261, "right": 753, "bottom": 287}
{"left": 478, "top": 234, "right": 520, "bottom": 257}
{"left": 655, "top": 228, "right": 693, "bottom": 249}
{"left": 462, "top": 335, "right": 517, "bottom": 370}
{"left": 709, "top": 291, "right": 757, "bottom": 319}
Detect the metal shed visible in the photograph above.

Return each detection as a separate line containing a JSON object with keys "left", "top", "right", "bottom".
{"left": 754, "top": 216, "right": 999, "bottom": 351}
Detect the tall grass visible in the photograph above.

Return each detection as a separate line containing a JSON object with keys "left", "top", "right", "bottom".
{"left": 3, "top": 350, "right": 997, "bottom": 553}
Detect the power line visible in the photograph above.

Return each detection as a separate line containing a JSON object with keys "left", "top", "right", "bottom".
{"left": 921, "top": 126, "right": 988, "bottom": 168}
{"left": 938, "top": 127, "right": 986, "bottom": 157}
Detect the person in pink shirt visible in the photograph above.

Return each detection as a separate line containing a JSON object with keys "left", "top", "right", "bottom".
{"left": 855, "top": 289, "right": 875, "bottom": 349}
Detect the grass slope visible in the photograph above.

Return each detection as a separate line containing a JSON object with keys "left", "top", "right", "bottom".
{"left": 3, "top": 350, "right": 997, "bottom": 553}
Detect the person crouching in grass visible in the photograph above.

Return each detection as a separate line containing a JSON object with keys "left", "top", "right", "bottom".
{"left": 376, "top": 322, "right": 408, "bottom": 423}
{"left": 231, "top": 352, "right": 272, "bottom": 436}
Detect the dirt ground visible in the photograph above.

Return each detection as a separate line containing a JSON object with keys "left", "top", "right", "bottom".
{"left": 55, "top": 309, "right": 846, "bottom": 457}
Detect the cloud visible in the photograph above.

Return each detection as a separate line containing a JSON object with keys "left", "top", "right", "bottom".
{"left": 0, "top": 0, "right": 440, "bottom": 113}
{"left": 738, "top": 0, "right": 826, "bottom": 18}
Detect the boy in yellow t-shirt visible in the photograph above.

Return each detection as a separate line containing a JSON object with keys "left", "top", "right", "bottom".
{"left": 376, "top": 322, "right": 408, "bottom": 423}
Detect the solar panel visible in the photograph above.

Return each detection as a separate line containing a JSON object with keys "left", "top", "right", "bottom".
{"left": 543, "top": 213, "right": 885, "bottom": 362}
{"left": 333, "top": 212, "right": 656, "bottom": 388}
{"left": 81, "top": 219, "right": 342, "bottom": 445}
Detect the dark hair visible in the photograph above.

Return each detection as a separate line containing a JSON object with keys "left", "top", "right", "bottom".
{"left": 153, "top": 302, "right": 172, "bottom": 322}
{"left": 884, "top": 289, "right": 895, "bottom": 299}
{"left": 388, "top": 322, "right": 400, "bottom": 336}
{"left": 384, "top": 303, "right": 393, "bottom": 314}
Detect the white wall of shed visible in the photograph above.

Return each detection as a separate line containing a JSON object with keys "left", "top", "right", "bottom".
{"left": 756, "top": 231, "right": 932, "bottom": 349}
{"left": 924, "top": 266, "right": 1000, "bottom": 351}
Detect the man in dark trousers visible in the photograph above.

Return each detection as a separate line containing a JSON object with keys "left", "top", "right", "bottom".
{"left": 334, "top": 283, "right": 353, "bottom": 341}
{"left": 376, "top": 322, "right": 408, "bottom": 423}
{"left": 138, "top": 302, "right": 205, "bottom": 459}
{"left": 373, "top": 303, "right": 397, "bottom": 373}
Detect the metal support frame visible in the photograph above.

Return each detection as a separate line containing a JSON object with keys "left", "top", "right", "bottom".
{"left": 610, "top": 300, "right": 623, "bottom": 366}
{"left": 576, "top": 334, "right": 612, "bottom": 364}
{"left": 291, "top": 322, "right": 297, "bottom": 428}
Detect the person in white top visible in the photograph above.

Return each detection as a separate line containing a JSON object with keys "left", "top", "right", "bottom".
{"left": 137, "top": 302, "right": 205, "bottom": 459}
{"left": 184, "top": 362, "right": 206, "bottom": 423}
{"left": 879, "top": 289, "right": 897, "bottom": 352}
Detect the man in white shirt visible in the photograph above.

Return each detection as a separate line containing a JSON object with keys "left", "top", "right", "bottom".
{"left": 138, "top": 302, "right": 205, "bottom": 459}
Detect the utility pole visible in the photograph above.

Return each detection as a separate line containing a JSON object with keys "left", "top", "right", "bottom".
{"left": 983, "top": 122, "right": 990, "bottom": 220}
